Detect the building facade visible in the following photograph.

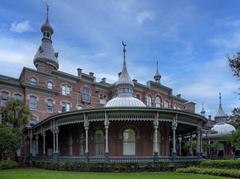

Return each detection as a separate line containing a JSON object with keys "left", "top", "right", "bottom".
{"left": 0, "top": 10, "right": 208, "bottom": 162}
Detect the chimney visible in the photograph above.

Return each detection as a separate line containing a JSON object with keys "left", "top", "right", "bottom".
{"left": 101, "top": 77, "right": 106, "bottom": 83}
{"left": 176, "top": 94, "right": 181, "bottom": 98}
{"left": 89, "top": 72, "right": 94, "bottom": 77}
{"left": 77, "top": 68, "right": 82, "bottom": 77}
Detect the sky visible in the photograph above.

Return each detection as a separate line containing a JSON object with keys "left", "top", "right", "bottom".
{"left": 0, "top": 0, "right": 239, "bottom": 117}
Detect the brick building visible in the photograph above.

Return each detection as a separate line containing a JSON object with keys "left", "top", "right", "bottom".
{"left": 0, "top": 9, "right": 208, "bottom": 162}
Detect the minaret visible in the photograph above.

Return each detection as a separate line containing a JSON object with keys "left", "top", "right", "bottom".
{"left": 215, "top": 92, "right": 228, "bottom": 123}
{"left": 200, "top": 103, "right": 206, "bottom": 117}
{"left": 33, "top": 4, "right": 59, "bottom": 72}
{"left": 115, "top": 41, "right": 134, "bottom": 97}
{"left": 154, "top": 60, "right": 161, "bottom": 83}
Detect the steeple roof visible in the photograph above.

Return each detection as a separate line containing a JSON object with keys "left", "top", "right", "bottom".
{"left": 115, "top": 41, "right": 134, "bottom": 87}
{"left": 215, "top": 93, "right": 227, "bottom": 118}
{"left": 154, "top": 60, "right": 161, "bottom": 83}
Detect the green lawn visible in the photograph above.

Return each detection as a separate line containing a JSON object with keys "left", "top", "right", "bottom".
{"left": 0, "top": 168, "right": 230, "bottom": 179}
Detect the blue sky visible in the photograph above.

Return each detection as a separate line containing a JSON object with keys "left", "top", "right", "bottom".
{"left": 0, "top": 0, "right": 239, "bottom": 117}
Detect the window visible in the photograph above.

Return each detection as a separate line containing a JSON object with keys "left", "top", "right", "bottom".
{"left": 123, "top": 129, "right": 136, "bottom": 155}
{"left": 30, "top": 77, "right": 37, "bottom": 85}
{"left": 81, "top": 87, "right": 91, "bottom": 103}
{"left": 163, "top": 100, "right": 169, "bottom": 108}
{"left": 47, "top": 81, "right": 53, "bottom": 90}
{"left": 94, "top": 130, "right": 104, "bottom": 156}
{"left": 99, "top": 94, "right": 107, "bottom": 104}
{"left": 30, "top": 115, "right": 38, "bottom": 126}
{"left": 61, "top": 84, "right": 71, "bottom": 95}
{"left": 118, "top": 87, "right": 133, "bottom": 95}
{"left": 155, "top": 96, "right": 161, "bottom": 108}
{"left": 147, "top": 95, "right": 152, "bottom": 107}
{"left": 29, "top": 96, "right": 37, "bottom": 110}
{"left": 14, "top": 94, "right": 23, "bottom": 101}
{"left": 1, "top": 91, "right": 9, "bottom": 107}
{"left": 62, "top": 102, "right": 71, "bottom": 112}
{"left": 47, "top": 99, "right": 53, "bottom": 113}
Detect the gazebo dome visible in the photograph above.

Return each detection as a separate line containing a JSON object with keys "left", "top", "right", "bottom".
{"left": 105, "top": 96, "right": 146, "bottom": 107}
{"left": 211, "top": 123, "right": 236, "bottom": 137}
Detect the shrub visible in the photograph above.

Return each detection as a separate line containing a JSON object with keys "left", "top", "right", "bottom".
{"left": 200, "top": 160, "right": 240, "bottom": 169}
{"left": 176, "top": 167, "right": 240, "bottom": 178}
{"left": 0, "top": 160, "right": 17, "bottom": 169}
{"left": 32, "top": 160, "right": 199, "bottom": 172}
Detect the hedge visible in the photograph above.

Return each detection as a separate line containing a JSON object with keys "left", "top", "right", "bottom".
{"left": 0, "top": 160, "right": 17, "bottom": 169}
{"left": 200, "top": 160, "right": 240, "bottom": 169}
{"left": 176, "top": 167, "right": 240, "bottom": 178}
{"left": 32, "top": 160, "right": 199, "bottom": 172}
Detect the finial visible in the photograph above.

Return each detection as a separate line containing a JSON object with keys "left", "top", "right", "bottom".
{"left": 219, "top": 92, "right": 222, "bottom": 105}
{"left": 122, "top": 41, "right": 126, "bottom": 63}
{"left": 44, "top": 2, "right": 49, "bottom": 23}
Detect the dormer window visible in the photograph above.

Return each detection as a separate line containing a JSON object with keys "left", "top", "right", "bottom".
{"left": 99, "top": 94, "right": 107, "bottom": 104}
{"left": 81, "top": 87, "right": 91, "bottom": 103}
{"left": 47, "top": 81, "right": 53, "bottom": 90}
{"left": 30, "top": 77, "right": 37, "bottom": 86}
{"left": 61, "top": 84, "right": 71, "bottom": 96}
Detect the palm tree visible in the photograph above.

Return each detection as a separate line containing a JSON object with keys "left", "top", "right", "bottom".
{"left": 2, "top": 98, "right": 30, "bottom": 128}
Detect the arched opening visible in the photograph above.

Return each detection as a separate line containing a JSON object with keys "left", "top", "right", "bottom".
{"left": 94, "top": 130, "right": 104, "bottom": 156}
{"left": 123, "top": 129, "right": 136, "bottom": 155}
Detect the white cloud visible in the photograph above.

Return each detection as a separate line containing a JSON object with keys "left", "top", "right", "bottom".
{"left": 136, "top": 11, "right": 154, "bottom": 24}
{"left": 10, "top": 20, "right": 32, "bottom": 33}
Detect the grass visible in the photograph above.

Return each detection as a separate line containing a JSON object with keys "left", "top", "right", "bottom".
{"left": 0, "top": 168, "right": 230, "bottom": 179}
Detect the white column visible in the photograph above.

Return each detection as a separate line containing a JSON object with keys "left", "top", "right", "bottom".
{"left": 178, "top": 136, "right": 182, "bottom": 156}
{"left": 154, "top": 125, "right": 158, "bottom": 153}
{"left": 190, "top": 134, "right": 193, "bottom": 156}
{"left": 172, "top": 127, "right": 176, "bottom": 154}
{"left": 43, "top": 133, "right": 46, "bottom": 155}
{"left": 29, "top": 131, "right": 33, "bottom": 155}
{"left": 53, "top": 131, "right": 56, "bottom": 153}
{"left": 105, "top": 126, "right": 109, "bottom": 153}
{"left": 197, "top": 129, "right": 201, "bottom": 154}
{"left": 36, "top": 134, "right": 39, "bottom": 154}
{"left": 85, "top": 127, "right": 89, "bottom": 153}
{"left": 56, "top": 130, "right": 59, "bottom": 153}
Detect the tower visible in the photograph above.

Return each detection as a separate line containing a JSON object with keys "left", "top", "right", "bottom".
{"left": 33, "top": 5, "right": 59, "bottom": 72}
{"left": 215, "top": 92, "right": 228, "bottom": 123}
{"left": 200, "top": 103, "right": 206, "bottom": 117}
{"left": 115, "top": 41, "right": 134, "bottom": 97}
{"left": 154, "top": 60, "right": 161, "bottom": 83}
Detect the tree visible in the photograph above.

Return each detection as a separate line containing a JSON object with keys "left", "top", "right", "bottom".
{"left": 2, "top": 98, "right": 30, "bottom": 128}
{"left": 0, "top": 125, "right": 21, "bottom": 160}
{"left": 231, "top": 108, "right": 240, "bottom": 129}
{"left": 230, "top": 130, "right": 240, "bottom": 150}
{"left": 228, "top": 52, "right": 240, "bottom": 78}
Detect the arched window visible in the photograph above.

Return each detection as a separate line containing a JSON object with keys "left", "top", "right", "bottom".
{"left": 155, "top": 96, "right": 161, "bottom": 108}
{"left": 147, "top": 95, "right": 152, "bottom": 107}
{"left": 47, "top": 81, "right": 53, "bottom": 90}
{"left": 79, "top": 133, "right": 84, "bottom": 155}
{"left": 30, "top": 115, "right": 38, "bottom": 126}
{"left": 47, "top": 99, "right": 53, "bottom": 113}
{"left": 61, "top": 84, "right": 71, "bottom": 95}
{"left": 94, "top": 130, "right": 104, "bottom": 156}
{"left": 81, "top": 87, "right": 91, "bottom": 103}
{"left": 29, "top": 96, "right": 37, "bottom": 110}
{"left": 14, "top": 94, "right": 23, "bottom": 101}
{"left": 30, "top": 77, "right": 37, "bottom": 85}
{"left": 123, "top": 129, "right": 136, "bottom": 155}
{"left": 99, "top": 94, "right": 107, "bottom": 104}
{"left": 0, "top": 91, "right": 9, "bottom": 107}
{"left": 61, "top": 101, "right": 71, "bottom": 112}
{"left": 163, "top": 100, "right": 169, "bottom": 108}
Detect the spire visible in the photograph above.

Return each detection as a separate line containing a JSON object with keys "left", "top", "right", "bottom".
{"left": 33, "top": 4, "right": 59, "bottom": 71}
{"left": 41, "top": 3, "right": 54, "bottom": 38}
{"left": 200, "top": 103, "right": 206, "bottom": 117}
{"left": 154, "top": 60, "right": 161, "bottom": 83}
{"left": 215, "top": 92, "right": 228, "bottom": 122}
